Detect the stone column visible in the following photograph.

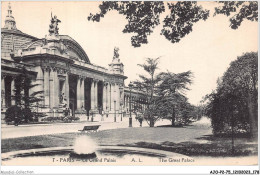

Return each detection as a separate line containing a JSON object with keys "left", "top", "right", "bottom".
{"left": 95, "top": 80, "right": 98, "bottom": 110}
{"left": 43, "top": 67, "right": 50, "bottom": 107}
{"left": 1, "top": 75, "right": 6, "bottom": 108}
{"left": 123, "top": 95, "right": 125, "bottom": 111}
{"left": 110, "top": 83, "right": 114, "bottom": 111}
{"left": 103, "top": 82, "right": 107, "bottom": 111}
{"left": 107, "top": 82, "right": 111, "bottom": 111}
{"left": 115, "top": 83, "right": 120, "bottom": 111}
{"left": 131, "top": 97, "right": 134, "bottom": 110}
{"left": 65, "top": 71, "right": 70, "bottom": 107}
{"left": 53, "top": 68, "right": 59, "bottom": 108}
{"left": 115, "top": 83, "right": 119, "bottom": 111}
{"left": 106, "top": 83, "right": 109, "bottom": 111}
{"left": 81, "top": 77, "right": 85, "bottom": 110}
{"left": 90, "top": 80, "right": 95, "bottom": 110}
{"left": 126, "top": 96, "right": 128, "bottom": 112}
{"left": 76, "top": 76, "right": 81, "bottom": 110}
{"left": 119, "top": 84, "right": 124, "bottom": 112}
{"left": 49, "top": 68, "right": 54, "bottom": 108}
{"left": 11, "top": 77, "right": 15, "bottom": 105}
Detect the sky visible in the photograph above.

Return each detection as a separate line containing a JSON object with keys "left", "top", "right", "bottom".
{"left": 1, "top": 1, "right": 258, "bottom": 105}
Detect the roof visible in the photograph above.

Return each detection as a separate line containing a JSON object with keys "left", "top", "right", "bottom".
{"left": 1, "top": 28, "right": 38, "bottom": 40}
{"left": 60, "top": 35, "right": 90, "bottom": 63}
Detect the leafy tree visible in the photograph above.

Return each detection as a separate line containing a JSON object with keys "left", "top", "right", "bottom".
{"left": 157, "top": 71, "right": 193, "bottom": 126}
{"left": 205, "top": 52, "right": 257, "bottom": 137}
{"left": 5, "top": 106, "right": 22, "bottom": 126}
{"left": 214, "top": 1, "right": 258, "bottom": 29}
{"left": 88, "top": 1, "right": 209, "bottom": 47}
{"left": 88, "top": 1, "right": 257, "bottom": 47}
{"left": 133, "top": 57, "right": 160, "bottom": 127}
{"left": 177, "top": 100, "right": 197, "bottom": 125}
{"left": 6, "top": 66, "right": 44, "bottom": 124}
{"left": 133, "top": 58, "right": 194, "bottom": 127}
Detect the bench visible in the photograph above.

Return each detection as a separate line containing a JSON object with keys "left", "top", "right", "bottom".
{"left": 78, "top": 125, "right": 101, "bottom": 133}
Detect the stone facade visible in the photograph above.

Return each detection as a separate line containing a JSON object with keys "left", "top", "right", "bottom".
{"left": 1, "top": 4, "right": 147, "bottom": 122}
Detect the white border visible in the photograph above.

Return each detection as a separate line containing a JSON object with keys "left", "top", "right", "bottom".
{"left": 1, "top": 0, "right": 259, "bottom": 174}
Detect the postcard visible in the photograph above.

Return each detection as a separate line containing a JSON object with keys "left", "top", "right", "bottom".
{"left": 1, "top": 1, "right": 258, "bottom": 174}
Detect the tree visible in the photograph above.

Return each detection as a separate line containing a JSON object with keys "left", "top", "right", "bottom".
{"left": 157, "top": 71, "right": 193, "bottom": 126}
{"left": 88, "top": 1, "right": 209, "bottom": 47}
{"left": 6, "top": 66, "right": 44, "bottom": 124}
{"left": 133, "top": 57, "right": 160, "bottom": 127}
{"left": 88, "top": 1, "right": 257, "bottom": 47}
{"left": 205, "top": 52, "right": 258, "bottom": 137}
{"left": 5, "top": 106, "right": 22, "bottom": 126}
{"left": 214, "top": 1, "right": 258, "bottom": 29}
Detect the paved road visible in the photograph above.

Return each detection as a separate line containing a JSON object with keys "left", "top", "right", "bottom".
{"left": 1, "top": 116, "right": 171, "bottom": 139}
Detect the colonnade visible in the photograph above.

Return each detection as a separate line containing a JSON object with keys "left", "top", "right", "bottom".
{"left": 39, "top": 66, "right": 123, "bottom": 115}
{"left": 123, "top": 95, "right": 147, "bottom": 113}
{"left": 1, "top": 70, "right": 148, "bottom": 117}
{"left": 1, "top": 75, "right": 16, "bottom": 109}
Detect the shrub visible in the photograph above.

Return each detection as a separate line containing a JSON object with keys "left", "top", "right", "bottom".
{"left": 22, "top": 108, "right": 34, "bottom": 123}
{"left": 5, "top": 105, "right": 22, "bottom": 126}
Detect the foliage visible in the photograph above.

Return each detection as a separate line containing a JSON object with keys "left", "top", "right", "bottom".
{"left": 13, "top": 66, "right": 43, "bottom": 109}
{"left": 5, "top": 105, "right": 22, "bottom": 125}
{"left": 193, "top": 104, "right": 207, "bottom": 120}
{"left": 157, "top": 71, "right": 193, "bottom": 126}
{"left": 21, "top": 108, "right": 34, "bottom": 123}
{"left": 214, "top": 1, "right": 258, "bottom": 29}
{"left": 205, "top": 52, "right": 258, "bottom": 137}
{"left": 133, "top": 57, "right": 160, "bottom": 127}
{"left": 7, "top": 66, "right": 44, "bottom": 125}
{"left": 88, "top": 1, "right": 257, "bottom": 47}
{"left": 42, "top": 116, "right": 80, "bottom": 123}
{"left": 132, "top": 58, "right": 194, "bottom": 127}
{"left": 88, "top": 1, "right": 209, "bottom": 47}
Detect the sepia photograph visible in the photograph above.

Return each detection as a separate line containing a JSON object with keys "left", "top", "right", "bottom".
{"left": 0, "top": 0, "right": 258, "bottom": 174}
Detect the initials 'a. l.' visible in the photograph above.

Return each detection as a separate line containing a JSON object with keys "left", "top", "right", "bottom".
{"left": 131, "top": 158, "right": 142, "bottom": 162}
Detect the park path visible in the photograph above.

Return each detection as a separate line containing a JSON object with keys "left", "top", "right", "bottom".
{"left": 1, "top": 116, "right": 172, "bottom": 139}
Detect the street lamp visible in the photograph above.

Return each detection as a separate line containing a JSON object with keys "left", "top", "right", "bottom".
{"left": 114, "top": 100, "right": 116, "bottom": 122}
{"left": 128, "top": 81, "right": 133, "bottom": 127}
{"left": 120, "top": 104, "right": 123, "bottom": 121}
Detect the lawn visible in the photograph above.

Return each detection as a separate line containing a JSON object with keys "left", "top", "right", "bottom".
{"left": 1, "top": 123, "right": 257, "bottom": 157}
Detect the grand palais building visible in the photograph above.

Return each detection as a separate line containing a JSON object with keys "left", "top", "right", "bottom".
{"left": 1, "top": 4, "right": 147, "bottom": 122}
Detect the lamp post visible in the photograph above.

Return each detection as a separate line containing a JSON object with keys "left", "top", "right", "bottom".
{"left": 120, "top": 104, "right": 123, "bottom": 121}
{"left": 114, "top": 100, "right": 116, "bottom": 122}
{"left": 128, "top": 81, "right": 133, "bottom": 127}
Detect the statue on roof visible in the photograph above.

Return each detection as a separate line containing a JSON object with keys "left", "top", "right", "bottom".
{"left": 113, "top": 47, "right": 119, "bottom": 60}
{"left": 49, "top": 13, "right": 61, "bottom": 36}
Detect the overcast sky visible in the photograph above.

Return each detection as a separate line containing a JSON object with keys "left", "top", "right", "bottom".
{"left": 1, "top": 1, "right": 258, "bottom": 105}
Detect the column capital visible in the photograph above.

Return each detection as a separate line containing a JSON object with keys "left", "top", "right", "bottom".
{"left": 57, "top": 68, "right": 64, "bottom": 74}
{"left": 103, "top": 81, "right": 109, "bottom": 86}
{"left": 78, "top": 75, "right": 86, "bottom": 80}
{"left": 42, "top": 66, "right": 51, "bottom": 72}
{"left": 52, "top": 66, "right": 58, "bottom": 72}
{"left": 1, "top": 74, "right": 7, "bottom": 79}
{"left": 64, "top": 69, "right": 70, "bottom": 74}
{"left": 93, "top": 78, "right": 99, "bottom": 83}
{"left": 11, "top": 75, "right": 17, "bottom": 80}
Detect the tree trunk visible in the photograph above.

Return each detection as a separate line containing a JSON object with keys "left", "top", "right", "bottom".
{"left": 149, "top": 116, "right": 154, "bottom": 127}
{"left": 248, "top": 93, "right": 257, "bottom": 138}
{"left": 150, "top": 120, "right": 154, "bottom": 127}
{"left": 172, "top": 107, "right": 175, "bottom": 126}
